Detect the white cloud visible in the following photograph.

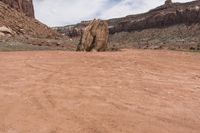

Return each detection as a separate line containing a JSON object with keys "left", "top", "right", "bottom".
{"left": 33, "top": 0, "right": 193, "bottom": 27}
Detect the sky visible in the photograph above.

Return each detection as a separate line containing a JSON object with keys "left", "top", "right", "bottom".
{"left": 33, "top": 0, "right": 192, "bottom": 27}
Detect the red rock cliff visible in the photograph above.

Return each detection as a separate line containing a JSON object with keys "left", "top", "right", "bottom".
{"left": 0, "top": 0, "right": 34, "bottom": 18}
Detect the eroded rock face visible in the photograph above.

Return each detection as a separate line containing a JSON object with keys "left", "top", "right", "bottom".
{"left": 0, "top": 0, "right": 34, "bottom": 18}
{"left": 165, "top": 0, "right": 172, "bottom": 6}
{"left": 77, "top": 19, "right": 109, "bottom": 52}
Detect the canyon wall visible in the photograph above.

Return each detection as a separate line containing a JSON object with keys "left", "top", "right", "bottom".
{"left": 56, "top": 0, "right": 200, "bottom": 36}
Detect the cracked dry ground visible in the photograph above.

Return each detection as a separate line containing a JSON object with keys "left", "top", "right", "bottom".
{"left": 0, "top": 50, "right": 200, "bottom": 133}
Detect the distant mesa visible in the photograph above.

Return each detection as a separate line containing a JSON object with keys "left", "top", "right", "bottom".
{"left": 57, "top": 0, "right": 200, "bottom": 37}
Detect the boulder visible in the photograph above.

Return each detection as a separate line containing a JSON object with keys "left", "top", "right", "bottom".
{"left": 77, "top": 19, "right": 109, "bottom": 52}
{"left": 0, "top": 26, "right": 13, "bottom": 35}
{"left": 0, "top": 32, "right": 5, "bottom": 36}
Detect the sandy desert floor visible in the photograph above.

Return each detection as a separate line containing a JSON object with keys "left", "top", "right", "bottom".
{"left": 0, "top": 50, "right": 200, "bottom": 133}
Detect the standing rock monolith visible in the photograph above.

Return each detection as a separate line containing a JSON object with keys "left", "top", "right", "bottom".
{"left": 77, "top": 19, "right": 109, "bottom": 52}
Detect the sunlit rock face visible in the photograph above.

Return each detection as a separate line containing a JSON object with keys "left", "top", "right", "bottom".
{"left": 165, "top": 0, "right": 173, "bottom": 6}
{"left": 0, "top": 0, "right": 35, "bottom": 18}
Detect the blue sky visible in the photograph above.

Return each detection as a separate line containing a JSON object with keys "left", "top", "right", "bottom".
{"left": 33, "top": 0, "right": 192, "bottom": 27}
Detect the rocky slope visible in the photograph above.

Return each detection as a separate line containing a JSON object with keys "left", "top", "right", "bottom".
{"left": 0, "top": 1, "right": 75, "bottom": 51}
{"left": 0, "top": 0, "right": 34, "bottom": 18}
{"left": 56, "top": 0, "right": 200, "bottom": 51}
{"left": 0, "top": 1, "right": 58, "bottom": 38}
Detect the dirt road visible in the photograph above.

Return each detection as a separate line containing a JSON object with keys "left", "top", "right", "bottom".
{"left": 0, "top": 50, "right": 200, "bottom": 133}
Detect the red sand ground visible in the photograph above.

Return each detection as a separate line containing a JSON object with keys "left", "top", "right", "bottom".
{"left": 0, "top": 50, "right": 200, "bottom": 133}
